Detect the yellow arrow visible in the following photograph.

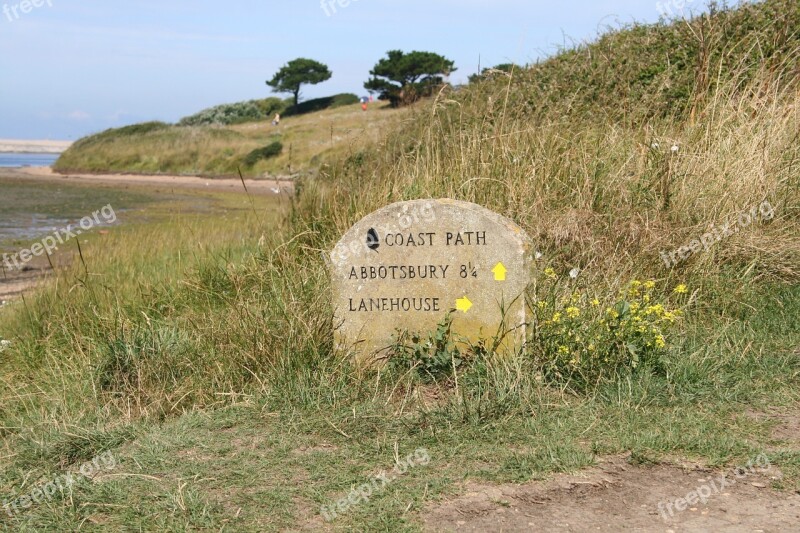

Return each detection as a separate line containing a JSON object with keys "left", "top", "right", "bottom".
{"left": 492, "top": 262, "right": 507, "bottom": 281}
{"left": 456, "top": 296, "right": 473, "bottom": 313}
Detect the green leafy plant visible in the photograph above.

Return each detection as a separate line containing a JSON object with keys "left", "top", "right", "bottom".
{"left": 389, "top": 313, "right": 468, "bottom": 383}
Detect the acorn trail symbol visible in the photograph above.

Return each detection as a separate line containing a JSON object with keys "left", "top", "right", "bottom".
{"left": 366, "top": 228, "right": 380, "bottom": 252}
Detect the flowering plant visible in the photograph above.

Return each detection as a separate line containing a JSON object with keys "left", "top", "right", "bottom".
{"left": 529, "top": 274, "right": 688, "bottom": 389}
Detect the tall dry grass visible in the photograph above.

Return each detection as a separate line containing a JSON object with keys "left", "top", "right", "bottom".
{"left": 296, "top": 50, "right": 799, "bottom": 287}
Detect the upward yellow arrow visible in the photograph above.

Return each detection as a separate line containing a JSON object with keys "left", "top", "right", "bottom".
{"left": 492, "top": 262, "right": 507, "bottom": 281}
{"left": 455, "top": 296, "right": 473, "bottom": 313}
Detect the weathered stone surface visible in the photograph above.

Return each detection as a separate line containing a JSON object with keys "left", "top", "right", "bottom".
{"left": 329, "top": 199, "right": 533, "bottom": 361}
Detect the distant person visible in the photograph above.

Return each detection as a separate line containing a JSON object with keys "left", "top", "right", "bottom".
{"left": 272, "top": 113, "right": 281, "bottom": 126}
{"left": 361, "top": 103, "right": 368, "bottom": 112}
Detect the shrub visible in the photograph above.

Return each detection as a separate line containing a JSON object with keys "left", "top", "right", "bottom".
{"left": 283, "top": 93, "right": 360, "bottom": 116}
{"left": 243, "top": 141, "right": 283, "bottom": 166}
{"left": 179, "top": 98, "right": 287, "bottom": 126}
{"left": 331, "top": 93, "right": 360, "bottom": 107}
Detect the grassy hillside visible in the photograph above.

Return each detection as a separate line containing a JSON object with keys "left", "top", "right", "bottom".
{"left": 54, "top": 98, "right": 400, "bottom": 178}
{"left": 499, "top": 0, "right": 800, "bottom": 124}
{"left": 2, "top": 1, "right": 800, "bottom": 530}
{"left": 299, "top": 0, "right": 800, "bottom": 282}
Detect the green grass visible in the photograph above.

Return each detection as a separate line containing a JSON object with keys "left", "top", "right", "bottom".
{"left": 2, "top": 1, "right": 800, "bottom": 530}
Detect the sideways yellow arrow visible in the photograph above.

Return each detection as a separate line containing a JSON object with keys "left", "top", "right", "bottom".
{"left": 456, "top": 296, "right": 473, "bottom": 313}
{"left": 492, "top": 262, "right": 507, "bottom": 281}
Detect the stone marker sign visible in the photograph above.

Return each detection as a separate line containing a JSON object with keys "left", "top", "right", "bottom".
{"left": 329, "top": 199, "right": 533, "bottom": 361}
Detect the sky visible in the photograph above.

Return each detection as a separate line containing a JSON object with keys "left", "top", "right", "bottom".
{"left": 0, "top": 0, "right": 702, "bottom": 140}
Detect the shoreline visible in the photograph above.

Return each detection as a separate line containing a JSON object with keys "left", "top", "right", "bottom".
{"left": 3, "top": 166, "right": 294, "bottom": 195}
{"left": 0, "top": 165, "right": 291, "bottom": 302}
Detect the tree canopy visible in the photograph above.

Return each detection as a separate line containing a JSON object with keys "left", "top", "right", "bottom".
{"left": 267, "top": 58, "right": 332, "bottom": 107}
{"left": 364, "top": 50, "right": 456, "bottom": 107}
{"left": 468, "top": 63, "right": 518, "bottom": 84}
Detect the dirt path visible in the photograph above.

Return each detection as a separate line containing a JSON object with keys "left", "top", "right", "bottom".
{"left": 425, "top": 411, "right": 800, "bottom": 532}
{"left": 423, "top": 455, "right": 799, "bottom": 532}
{"left": 11, "top": 166, "right": 294, "bottom": 195}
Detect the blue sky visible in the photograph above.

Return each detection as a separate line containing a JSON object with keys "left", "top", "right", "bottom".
{"left": 0, "top": 0, "right": 701, "bottom": 140}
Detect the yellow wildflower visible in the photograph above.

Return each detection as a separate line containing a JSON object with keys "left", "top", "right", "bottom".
{"left": 645, "top": 304, "right": 665, "bottom": 316}
{"left": 628, "top": 280, "right": 642, "bottom": 297}
{"left": 655, "top": 335, "right": 666, "bottom": 348}
{"left": 644, "top": 280, "right": 656, "bottom": 290}
{"left": 591, "top": 298, "right": 600, "bottom": 307}
{"left": 566, "top": 306, "right": 580, "bottom": 318}
{"left": 544, "top": 267, "right": 557, "bottom": 280}
{"left": 674, "top": 284, "right": 688, "bottom": 294}
{"left": 551, "top": 312, "right": 562, "bottom": 323}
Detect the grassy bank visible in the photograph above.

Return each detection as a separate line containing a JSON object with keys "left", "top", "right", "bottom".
{"left": 2, "top": 0, "right": 799, "bottom": 530}
{"left": 54, "top": 101, "right": 403, "bottom": 178}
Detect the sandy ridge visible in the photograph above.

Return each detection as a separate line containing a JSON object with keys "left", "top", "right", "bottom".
{"left": 0, "top": 139, "right": 72, "bottom": 154}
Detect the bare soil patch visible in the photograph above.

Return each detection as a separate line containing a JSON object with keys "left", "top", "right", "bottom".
{"left": 0, "top": 258, "right": 58, "bottom": 303}
{"left": 748, "top": 407, "right": 800, "bottom": 447}
{"left": 423, "top": 456, "right": 800, "bottom": 532}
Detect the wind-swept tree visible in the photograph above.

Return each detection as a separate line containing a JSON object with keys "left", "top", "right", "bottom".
{"left": 364, "top": 50, "right": 456, "bottom": 107}
{"left": 267, "top": 58, "right": 332, "bottom": 107}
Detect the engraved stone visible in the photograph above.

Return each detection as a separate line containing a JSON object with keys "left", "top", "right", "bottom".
{"left": 329, "top": 199, "right": 533, "bottom": 361}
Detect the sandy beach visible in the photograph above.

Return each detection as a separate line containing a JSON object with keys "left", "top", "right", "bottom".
{"left": 0, "top": 139, "right": 72, "bottom": 153}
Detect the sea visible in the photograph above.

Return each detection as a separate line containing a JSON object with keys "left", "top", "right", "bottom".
{"left": 0, "top": 152, "right": 60, "bottom": 168}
